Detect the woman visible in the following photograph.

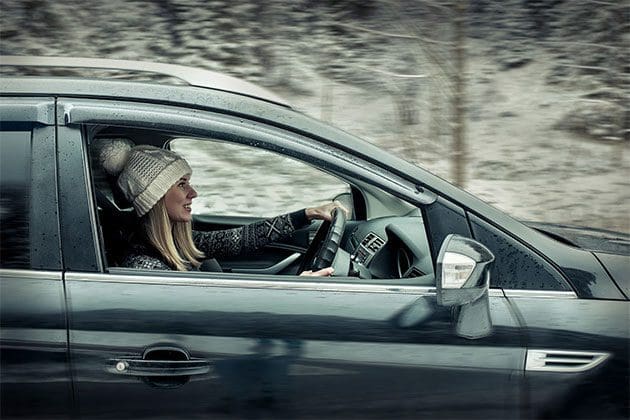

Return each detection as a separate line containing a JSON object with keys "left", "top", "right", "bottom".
{"left": 94, "top": 138, "right": 339, "bottom": 276}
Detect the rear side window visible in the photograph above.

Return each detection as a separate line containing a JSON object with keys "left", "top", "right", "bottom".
{"left": 0, "top": 131, "right": 31, "bottom": 268}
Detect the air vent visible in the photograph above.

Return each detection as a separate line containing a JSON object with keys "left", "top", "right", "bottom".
{"left": 351, "top": 232, "right": 386, "bottom": 266}
{"left": 362, "top": 232, "right": 386, "bottom": 252}
{"left": 525, "top": 349, "right": 610, "bottom": 373}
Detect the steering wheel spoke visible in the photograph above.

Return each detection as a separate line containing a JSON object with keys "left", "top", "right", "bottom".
{"left": 298, "top": 208, "right": 346, "bottom": 273}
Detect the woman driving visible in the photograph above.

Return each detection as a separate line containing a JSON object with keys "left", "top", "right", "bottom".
{"left": 93, "top": 138, "right": 341, "bottom": 276}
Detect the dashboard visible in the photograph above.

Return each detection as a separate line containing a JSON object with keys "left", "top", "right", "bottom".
{"left": 343, "top": 216, "right": 434, "bottom": 283}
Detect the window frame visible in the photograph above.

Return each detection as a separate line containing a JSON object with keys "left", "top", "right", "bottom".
{"left": 62, "top": 98, "right": 433, "bottom": 281}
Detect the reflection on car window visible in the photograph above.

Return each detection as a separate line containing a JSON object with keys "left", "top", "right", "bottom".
{"left": 0, "top": 131, "right": 31, "bottom": 268}
{"left": 171, "top": 138, "right": 349, "bottom": 217}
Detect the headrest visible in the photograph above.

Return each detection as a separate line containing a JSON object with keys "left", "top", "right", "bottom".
{"left": 90, "top": 138, "right": 135, "bottom": 213}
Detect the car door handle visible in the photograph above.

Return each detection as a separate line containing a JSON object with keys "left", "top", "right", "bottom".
{"left": 107, "top": 358, "right": 211, "bottom": 377}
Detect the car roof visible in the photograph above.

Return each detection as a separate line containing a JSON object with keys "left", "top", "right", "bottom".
{"left": 0, "top": 57, "right": 394, "bottom": 170}
{"left": 0, "top": 55, "right": 290, "bottom": 108}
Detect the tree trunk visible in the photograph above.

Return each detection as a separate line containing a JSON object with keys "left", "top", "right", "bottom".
{"left": 452, "top": 0, "right": 467, "bottom": 188}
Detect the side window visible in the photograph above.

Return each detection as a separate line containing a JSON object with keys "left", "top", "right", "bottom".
{"left": 0, "top": 131, "right": 31, "bottom": 268}
{"left": 170, "top": 138, "right": 349, "bottom": 217}
{"left": 469, "top": 214, "right": 571, "bottom": 291}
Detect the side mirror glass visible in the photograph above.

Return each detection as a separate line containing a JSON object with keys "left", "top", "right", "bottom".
{"left": 436, "top": 234, "right": 495, "bottom": 339}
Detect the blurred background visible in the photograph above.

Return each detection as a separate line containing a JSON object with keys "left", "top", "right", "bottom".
{"left": 1, "top": 0, "right": 628, "bottom": 232}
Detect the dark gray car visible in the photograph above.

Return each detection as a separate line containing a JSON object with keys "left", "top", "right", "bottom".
{"left": 1, "top": 56, "right": 628, "bottom": 419}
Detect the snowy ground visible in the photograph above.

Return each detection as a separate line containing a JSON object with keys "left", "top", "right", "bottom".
{"left": 465, "top": 57, "right": 629, "bottom": 233}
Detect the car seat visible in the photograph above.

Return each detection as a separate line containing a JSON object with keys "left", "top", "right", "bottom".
{"left": 90, "top": 138, "right": 138, "bottom": 267}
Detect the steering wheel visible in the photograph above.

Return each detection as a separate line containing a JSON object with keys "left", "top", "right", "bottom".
{"left": 299, "top": 208, "right": 347, "bottom": 273}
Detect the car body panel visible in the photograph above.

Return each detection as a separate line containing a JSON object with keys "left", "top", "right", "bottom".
{"left": 0, "top": 100, "right": 71, "bottom": 417}
{"left": 0, "top": 270, "right": 72, "bottom": 418}
{"left": 66, "top": 272, "right": 524, "bottom": 419}
{"left": 593, "top": 252, "right": 630, "bottom": 299}
{"left": 525, "top": 222, "right": 630, "bottom": 256}
{"left": 509, "top": 296, "right": 629, "bottom": 419}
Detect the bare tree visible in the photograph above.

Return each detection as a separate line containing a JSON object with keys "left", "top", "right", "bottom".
{"left": 452, "top": 0, "right": 467, "bottom": 187}
{"left": 391, "top": 0, "right": 469, "bottom": 187}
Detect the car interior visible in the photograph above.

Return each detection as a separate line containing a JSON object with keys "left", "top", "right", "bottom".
{"left": 87, "top": 125, "right": 435, "bottom": 286}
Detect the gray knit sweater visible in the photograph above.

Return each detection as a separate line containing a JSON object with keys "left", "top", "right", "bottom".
{"left": 121, "top": 210, "right": 308, "bottom": 270}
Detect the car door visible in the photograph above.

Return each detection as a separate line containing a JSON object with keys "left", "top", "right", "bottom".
{"left": 67, "top": 273, "right": 526, "bottom": 419}
{"left": 57, "top": 98, "right": 530, "bottom": 418}
{"left": 0, "top": 98, "right": 71, "bottom": 417}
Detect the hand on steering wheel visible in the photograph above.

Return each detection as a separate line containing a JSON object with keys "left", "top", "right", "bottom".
{"left": 298, "top": 206, "right": 347, "bottom": 273}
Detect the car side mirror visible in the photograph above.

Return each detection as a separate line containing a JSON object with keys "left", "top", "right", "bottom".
{"left": 436, "top": 234, "right": 495, "bottom": 339}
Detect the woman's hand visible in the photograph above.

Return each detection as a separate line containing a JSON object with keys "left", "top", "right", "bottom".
{"left": 305, "top": 201, "right": 349, "bottom": 222}
{"left": 300, "top": 267, "right": 334, "bottom": 277}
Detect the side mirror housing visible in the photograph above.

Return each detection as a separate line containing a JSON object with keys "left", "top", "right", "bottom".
{"left": 436, "top": 234, "right": 495, "bottom": 339}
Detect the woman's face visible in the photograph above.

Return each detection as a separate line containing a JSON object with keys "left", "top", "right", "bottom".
{"left": 164, "top": 175, "right": 197, "bottom": 223}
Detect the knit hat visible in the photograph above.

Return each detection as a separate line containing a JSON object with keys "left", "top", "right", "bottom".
{"left": 93, "top": 139, "right": 192, "bottom": 216}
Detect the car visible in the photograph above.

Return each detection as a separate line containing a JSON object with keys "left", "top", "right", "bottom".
{"left": 1, "top": 56, "right": 628, "bottom": 419}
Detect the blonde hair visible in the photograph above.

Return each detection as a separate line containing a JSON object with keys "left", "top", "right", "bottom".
{"left": 143, "top": 199, "right": 205, "bottom": 271}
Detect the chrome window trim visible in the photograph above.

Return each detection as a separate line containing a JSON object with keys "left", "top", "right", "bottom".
{"left": 0, "top": 269, "right": 62, "bottom": 281}
{"left": 488, "top": 289, "right": 505, "bottom": 297}
{"left": 66, "top": 272, "right": 436, "bottom": 295}
{"left": 66, "top": 272, "right": 507, "bottom": 297}
{"left": 503, "top": 289, "right": 577, "bottom": 299}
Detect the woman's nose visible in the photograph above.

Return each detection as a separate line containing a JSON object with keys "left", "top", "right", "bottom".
{"left": 189, "top": 186, "right": 198, "bottom": 199}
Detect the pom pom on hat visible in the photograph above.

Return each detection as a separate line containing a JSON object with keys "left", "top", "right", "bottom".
{"left": 92, "top": 138, "right": 135, "bottom": 176}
